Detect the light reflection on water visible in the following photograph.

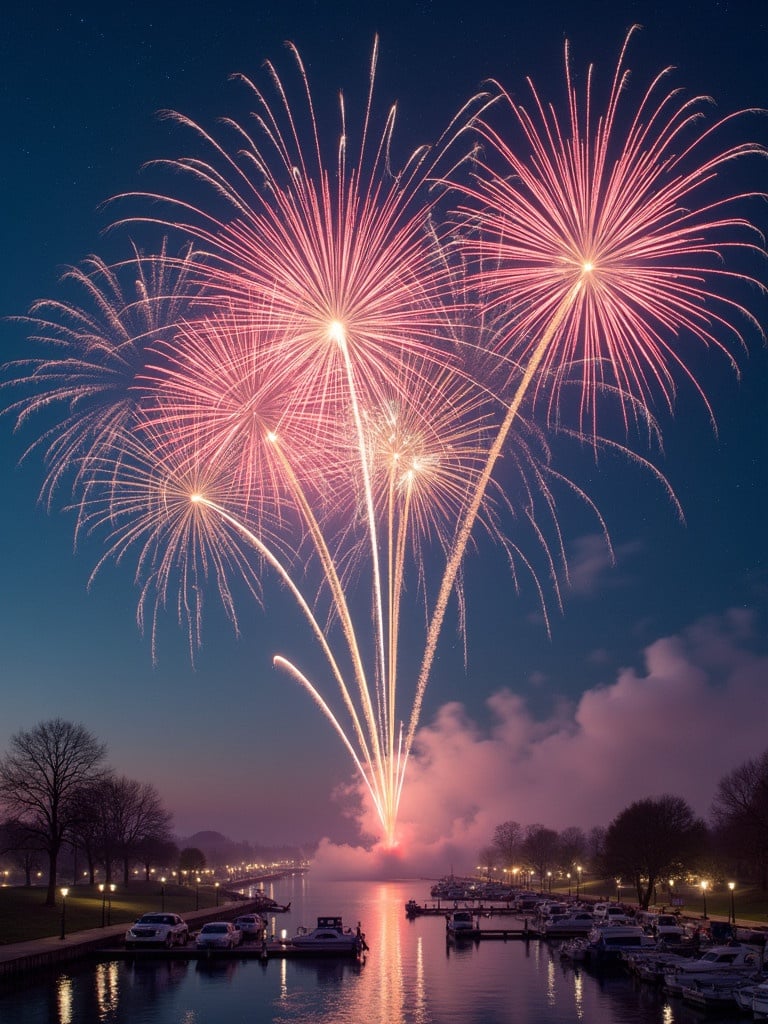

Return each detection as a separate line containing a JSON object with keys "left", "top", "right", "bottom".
{"left": 0, "top": 879, "right": 749, "bottom": 1024}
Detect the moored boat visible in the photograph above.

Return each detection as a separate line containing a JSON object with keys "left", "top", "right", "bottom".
{"left": 663, "top": 943, "right": 762, "bottom": 995}
{"left": 583, "top": 925, "right": 656, "bottom": 969}
{"left": 680, "top": 977, "right": 748, "bottom": 1011}
{"left": 544, "top": 911, "right": 595, "bottom": 937}
{"left": 446, "top": 910, "right": 479, "bottom": 938}
{"left": 287, "top": 916, "right": 368, "bottom": 954}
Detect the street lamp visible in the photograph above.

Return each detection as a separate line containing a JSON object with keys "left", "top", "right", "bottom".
{"left": 700, "top": 880, "right": 708, "bottom": 919}
{"left": 546, "top": 871, "right": 552, "bottom": 894}
{"left": 728, "top": 882, "right": 736, "bottom": 925}
{"left": 195, "top": 876, "right": 201, "bottom": 910}
{"left": 576, "top": 866, "right": 582, "bottom": 900}
{"left": 215, "top": 882, "right": 220, "bottom": 907}
{"left": 567, "top": 872, "right": 571, "bottom": 898}
{"left": 60, "top": 887, "right": 69, "bottom": 940}
{"left": 99, "top": 883, "right": 107, "bottom": 927}
{"left": 160, "top": 876, "right": 167, "bottom": 912}
{"left": 616, "top": 878, "right": 622, "bottom": 903}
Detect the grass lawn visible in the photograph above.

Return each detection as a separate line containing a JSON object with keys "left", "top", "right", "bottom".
{"left": 0, "top": 881, "right": 231, "bottom": 944}
{"left": 561, "top": 879, "right": 768, "bottom": 926}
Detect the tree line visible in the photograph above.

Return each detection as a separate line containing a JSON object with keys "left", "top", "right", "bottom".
{"left": 481, "top": 748, "right": 768, "bottom": 909}
{"left": 0, "top": 718, "right": 177, "bottom": 906}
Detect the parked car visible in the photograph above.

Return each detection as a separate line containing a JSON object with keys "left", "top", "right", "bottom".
{"left": 234, "top": 913, "right": 266, "bottom": 939}
{"left": 125, "top": 913, "right": 189, "bottom": 949}
{"left": 195, "top": 921, "right": 242, "bottom": 949}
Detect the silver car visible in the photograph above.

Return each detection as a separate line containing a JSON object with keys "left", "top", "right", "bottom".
{"left": 195, "top": 921, "right": 242, "bottom": 949}
{"left": 234, "top": 913, "right": 266, "bottom": 939}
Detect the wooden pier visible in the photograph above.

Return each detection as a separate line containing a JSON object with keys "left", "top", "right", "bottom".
{"left": 448, "top": 926, "right": 541, "bottom": 942}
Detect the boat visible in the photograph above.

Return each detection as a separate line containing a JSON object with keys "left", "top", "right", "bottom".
{"left": 287, "top": 916, "right": 368, "bottom": 954}
{"left": 751, "top": 979, "right": 768, "bottom": 1019}
{"left": 680, "top": 977, "right": 748, "bottom": 1011}
{"left": 663, "top": 943, "right": 762, "bottom": 995}
{"left": 625, "top": 951, "right": 690, "bottom": 985}
{"left": 559, "top": 938, "right": 588, "bottom": 962}
{"left": 544, "top": 911, "right": 595, "bottom": 937}
{"left": 446, "top": 910, "right": 479, "bottom": 938}
{"left": 583, "top": 925, "right": 656, "bottom": 968}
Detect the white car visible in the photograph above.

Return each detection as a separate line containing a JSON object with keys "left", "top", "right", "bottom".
{"left": 195, "top": 921, "right": 243, "bottom": 949}
{"left": 125, "top": 913, "right": 189, "bottom": 949}
{"left": 234, "top": 913, "right": 266, "bottom": 939}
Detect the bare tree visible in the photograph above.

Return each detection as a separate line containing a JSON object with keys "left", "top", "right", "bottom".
{"left": 108, "top": 776, "right": 174, "bottom": 885}
{"left": 0, "top": 719, "right": 107, "bottom": 905}
{"left": 521, "top": 824, "right": 559, "bottom": 888}
{"left": 492, "top": 821, "right": 523, "bottom": 871}
{"left": 711, "top": 750, "right": 768, "bottom": 888}
{"left": 603, "top": 794, "right": 707, "bottom": 908}
{"left": 0, "top": 818, "right": 43, "bottom": 886}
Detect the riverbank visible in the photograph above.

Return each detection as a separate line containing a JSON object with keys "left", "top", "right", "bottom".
{"left": 0, "top": 898, "right": 272, "bottom": 981}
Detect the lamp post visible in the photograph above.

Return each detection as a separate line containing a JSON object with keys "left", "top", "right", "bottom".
{"left": 195, "top": 876, "right": 201, "bottom": 910}
{"left": 160, "top": 876, "right": 166, "bottom": 912}
{"left": 616, "top": 878, "right": 622, "bottom": 903}
{"left": 60, "top": 887, "right": 69, "bottom": 940}
{"left": 99, "top": 883, "right": 107, "bottom": 927}
{"left": 106, "top": 883, "right": 116, "bottom": 925}
{"left": 700, "top": 880, "right": 708, "bottom": 919}
{"left": 215, "top": 882, "right": 220, "bottom": 907}
{"left": 567, "top": 872, "right": 571, "bottom": 898}
{"left": 576, "top": 866, "right": 582, "bottom": 900}
{"left": 728, "top": 882, "right": 736, "bottom": 925}
{"left": 546, "top": 871, "right": 552, "bottom": 894}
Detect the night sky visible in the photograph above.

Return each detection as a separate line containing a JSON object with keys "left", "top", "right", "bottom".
{"left": 1, "top": 0, "right": 766, "bottom": 869}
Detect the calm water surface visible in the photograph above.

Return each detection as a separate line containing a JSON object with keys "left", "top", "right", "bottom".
{"left": 0, "top": 877, "right": 748, "bottom": 1024}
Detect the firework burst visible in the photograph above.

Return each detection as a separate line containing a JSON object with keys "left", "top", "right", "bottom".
{"left": 3, "top": 33, "right": 764, "bottom": 849}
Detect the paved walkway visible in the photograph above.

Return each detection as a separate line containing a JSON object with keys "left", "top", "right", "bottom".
{"left": 0, "top": 900, "right": 260, "bottom": 978}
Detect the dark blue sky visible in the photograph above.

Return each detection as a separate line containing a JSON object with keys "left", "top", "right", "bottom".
{"left": 1, "top": 0, "right": 766, "bottom": 854}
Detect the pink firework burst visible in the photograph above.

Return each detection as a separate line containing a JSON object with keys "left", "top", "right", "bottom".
{"left": 455, "top": 25, "right": 766, "bottom": 436}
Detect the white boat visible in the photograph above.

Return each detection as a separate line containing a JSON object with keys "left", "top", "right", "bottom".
{"left": 446, "top": 910, "right": 479, "bottom": 937}
{"left": 626, "top": 951, "right": 689, "bottom": 984}
{"left": 751, "top": 979, "right": 768, "bottom": 1019}
{"left": 732, "top": 978, "right": 768, "bottom": 1013}
{"left": 583, "top": 925, "right": 656, "bottom": 967}
{"left": 288, "top": 916, "right": 367, "bottom": 954}
{"left": 681, "top": 977, "right": 747, "bottom": 1011}
{"left": 663, "top": 943, "right": 762, "bottom": 994}
{"left": 544, "top": 911, "right": 595, "bottom": 937}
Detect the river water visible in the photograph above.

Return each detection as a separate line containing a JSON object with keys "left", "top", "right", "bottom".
{"left": 0, "top": 876, "right": 748, "bottom": 1024}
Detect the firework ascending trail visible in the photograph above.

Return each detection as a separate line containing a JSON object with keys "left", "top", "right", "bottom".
{"left": 3, "top": 32, "right": 764, "bottom": 848}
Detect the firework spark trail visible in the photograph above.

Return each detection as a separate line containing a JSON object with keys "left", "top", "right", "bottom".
{"left": 398, "top": 26, "right": 766, "bottom": 807}
{"left": 3, "top": 32, "right": 764, "bottom": 849}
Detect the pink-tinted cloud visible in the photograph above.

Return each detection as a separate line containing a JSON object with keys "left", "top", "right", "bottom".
{"left": 313, "top": 608, "right": 768, "bottom": 877}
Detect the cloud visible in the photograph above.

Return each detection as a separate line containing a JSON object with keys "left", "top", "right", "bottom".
{"left": 313, "top": 608, "right": 768, "bottom": 876}
{"left": 565, "top": 533, "right": 642, "bottom": 596}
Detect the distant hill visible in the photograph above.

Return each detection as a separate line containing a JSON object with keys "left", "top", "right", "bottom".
{"left": 178, "top": 830, "right": 313, "bottom": 866}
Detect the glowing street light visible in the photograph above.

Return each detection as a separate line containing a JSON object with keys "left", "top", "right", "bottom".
{"left": 215, "top": 881, "right": 220, "bottom": 907}
{"left": 700, "top": 880, "right": 709, "bottom": 919}
{"left": 160, "top": 876, "right": 167, "bottom": 912}
{"left": 195, "top": 876, "right": 201, "bottom": 910}
{"left": 567, "top": 872, "right": 571, "bottom": 897}
{"left": 60, "top": 887, "right": 69, "bottom": 940}
{"left": 547, "top": 871, "right": 552, "bottom": 894}
{"left": 576, "top": 866, "right": 582, "bottom": 900}
{"left": 99, "top": 882, "right": 117, "bottom": 926}
{"left": 728, "top": 882, "right": 736, "bottom": 924}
